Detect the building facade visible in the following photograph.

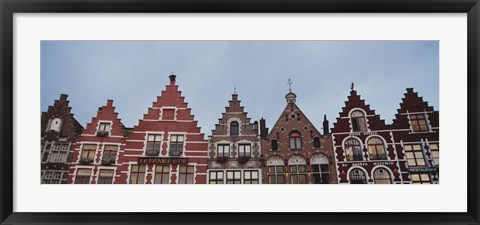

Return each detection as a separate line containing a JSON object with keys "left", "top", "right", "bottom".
{"left": 260, "top": 90, "right": 337, "bottom": 184}
{"left": 331, "top": 86, "right": 439, "bottom": 184}
{"left": 391, "top": 88, "right": 439, "bottom": 184}
{"left": 67, "top": 99, "right": 127, "bottom": 184}
{"left": 207, "top": 93, "right": 262, "bottom": 184}
{"left": 41, "top": 94, "right": 83, "bottom": 184}
{"left": 118, "top": 74, "right": 209, "bottom": 184}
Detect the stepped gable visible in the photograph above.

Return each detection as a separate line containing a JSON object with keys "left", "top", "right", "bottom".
{"left": 211, "top": 93, "right": 255, "bottom": 136}
{"left": 392, "top": 88, "right": 438, "bottom": 128}
{"left": 331, "top": 89, "right": 386, "bottom": 133}
{"left": 41, "top": 94, "right": 83, "bottom": 141}
{"left": 81, "top": 99, "right": 125, "bottom": 137}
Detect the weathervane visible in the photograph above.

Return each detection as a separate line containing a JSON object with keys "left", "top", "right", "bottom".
{"left": 288, "top": 78, "right": 293, "bottom": 93}
{"left": 234, "top": 82, "right": 237, "bottom": 94}
{"left": 351, "top": 82, "right": 355, "bottom": 91}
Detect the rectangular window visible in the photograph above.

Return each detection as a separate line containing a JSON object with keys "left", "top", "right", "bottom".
{"left": 289, "top": 137, "right": 302, "bottom": 149}
{"left": 178, "top": 165, "right": 195, "bottom": 184}
{"left": 154, "top": 165, "right": 170, "bottom": 184}
{"left": 312, "top": 164, "right": 330, "bottom": 184}
{"left": 81, "top": 144, "right": 97, "bottom": 160}
{"left": 410, "top": 114, "right": 428, "bottom": 132}
{"left": 74, "top": 168, "right": 92, "bottom": 184}
{"left": 146, "top": 134, "right": 162, "bottom": 156}
{"left": 209, "top": 171, "right": 224, "bottom": 184}
{"left": 404, "top": 144, "right": 425, "bottom": 166}
{"left": 238, "top": 144, "right": 251, "bottom": 157}
{"left": 217, "top": 144, "right": 230, "bottom": 157}
{"left": 53, "top": 172, "right": 62, "bottom": 180}
{"left": 98, "top": 169, "right": 114, "bottom": 184}
{"left": 169, "top": 134, "right": 184, "bottom": 156}
{"left": 290, "top": 165, "right": 307, "bottom": 184}
{"left": 430, "top": 143, "right": 439, "bottom": 166}
{"left": 411, "top": 173, "right": 431, "bottom": 184}
{"left": 102, "top": 145, "right": 118, "bottom": 163}
{"left": 267, "top": 166, "right": 284, "bottom": 184}
{"left": 226, "top": 170, "right": 241, "bottom": 184}
{"left": 243, "top": 170, "right": 259, "bottom": 184}
{"left": 99, "top": 122, "right": 111, "bottom": 132}
{"left": 44, "top": 171, "right": 53, "bottom": 179}
{"left": 129, "top": 165, "right": 146, "bottom": 184}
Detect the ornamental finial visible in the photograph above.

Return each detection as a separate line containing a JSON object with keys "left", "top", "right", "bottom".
{"left": 288, "top": 78, "right": 293, "bottom": 93}
{"left": 351, "top": 82, "right": 354, "bottom": 91}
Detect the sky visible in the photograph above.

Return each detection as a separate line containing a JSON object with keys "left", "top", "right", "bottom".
{"left": 41, "top": 41, "right": 439, "bottom": 134}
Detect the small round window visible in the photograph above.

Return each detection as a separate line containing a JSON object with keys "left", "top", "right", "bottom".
{"left": 290, "top": 114, "right": 296, "bottom": 119}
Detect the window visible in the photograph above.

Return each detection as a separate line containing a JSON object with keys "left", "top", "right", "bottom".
{"left": 169, "top": 134, "right": 184, "bottom": 156}
{"left": 129, "top": 165, "right": 146, "bottom": 184}
{"left": 244, "top": 170, "right": 259, "bottom": 184}
{"left": 373, "top": 168, "right": 392, "bottom": 184}
{"left": 178, "top": 165, "right": 195, "bottom": 184}
{"left": 411, "top": 174, "right": 431, "bottom": 184}
{"left": 226, "top": 170, "right": 241, "bottom": 184}
{"left": 53, "top": 172, "right": 62, "bottom": 180}
{"left": 367, "top": 137, "right": 387, "bottom": 160}
{"left": 146, "top": 134, "right": 162, "bottom": 156}
{"left": 98, "top": 169, "right": 114, "bottom": 184}
{"left": 313, "top": 137, "right": 321, "bottom": 148}
{"left": 49, "top": 118, "right": 62, "bottom": 132}
{"left": 349, "top": 169, "right": 367, "bottom": 184}
{"left": 217, "top": 144, "right": 230, "bottom": 157}
{"left": 209, "top": 171, "right": 224, "bottom": 184}
{"left": 267, "top": 165, "right": 284, "bottom": 184}
{"left": 409, "top": 113, "right": 428, "bottom": 132}
{"left": 99, "top": 122, "right": 111, "bottom": 132}
{"left": 238, "top": 144, "right": 251, "bottom": 157}
{"left": 404, "top": 144, "right": 425, "bottom": 166}
{"left": 344, "top": 138, "right": 363, "bottom": 161}
{"left": 351, "top": 110, "right": 367, "bottom": 132}
{"left": 102, "top": 145, "right": 118, "bottom": 163}
{"left": 74, "top": 168, "right": 92, "bottom": 184}
{"left": 289, "top": 132, "right": 302, "bottom": 150}
{"left": 154, "top": 165, "right": 170, "bottom": 184}
{"left": 80, "top": 144, "right": 97, "bottom": 160}
{"left": 312, "top": 164, "right": 330, "bottom": 184}
{"left": 289, "top": 165, "right": 307, "bottom": 184}
{"left": 230, "top": 121, "right": 239, "bottom": 135}
{"left": 44, "top": 171, "right": 53, "bottom": 179}
{"left": 271, "top": 140, "right": 278, "bottom": 151}
{"left": 430, "top": 144, "right": 439, "bottom": 165}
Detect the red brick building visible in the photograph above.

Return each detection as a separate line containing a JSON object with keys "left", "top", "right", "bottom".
{"left": 118, "top": 74, "right": 208, "bottom": 184}
{"left": 391, "top": 88, "right": 439, "bottom": 184}
{"left": 67, "top": 99, "right": 127, "bottom": 184}
{"left": 260, "top": 88, "right": 337, "bottom": 184}
{"left": 207, "top": 93, "right": 262, "bottom": 184}
{"left": 41, "top": 94, "right": 83, "bottom": 184}
{"left": 331, "top": 86, "right": 439, "bottom": 184}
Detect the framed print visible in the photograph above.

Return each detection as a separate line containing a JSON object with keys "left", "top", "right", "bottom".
{"left": 1, "top": 0, "right": 479, "bottom": 224}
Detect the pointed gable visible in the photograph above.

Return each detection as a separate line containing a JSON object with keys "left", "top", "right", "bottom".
{"left": 392, "top": 88, "right": 438, "bottom": 129}
{"left": 211, "top": 94, "right": 257, "bottom": 136}
{"left": 266, "top": 102, "right": 321, "bottom": 139}
{"left": 81, "top": 99, "right": 125, "bottom": 137}
{"left": 331, "top": 89, "right": 386, "bottom": 133}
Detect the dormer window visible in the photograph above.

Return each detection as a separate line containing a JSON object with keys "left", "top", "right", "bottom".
{"left": 230, "top": 121, "right": 239, "bottom": 135}
{"left": 350, "top": 110, "right": 367, "bottom": 132}
{"left": 289, "top": 131, "right": 302, "bottom": 150}
{"left": 49, "top": 118, "right": 62, "bottom": 132}
{"left": 409, "top": 113, "right": 428, "bottom": 132}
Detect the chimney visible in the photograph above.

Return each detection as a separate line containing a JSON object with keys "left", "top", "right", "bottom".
{"left": 169, "top": 74, "right": 176, "bottom": 85}
{"left": 107, "top": 99, "right": 113, "bottom": 107}
{"left": 60, "top": 94, "right": 68, "bottom": 101}
{"left": 323, "top": 114, "right": 329, "bottom": 135}
{"left": 260, "top": 117, "right": 268, "bottom": 139}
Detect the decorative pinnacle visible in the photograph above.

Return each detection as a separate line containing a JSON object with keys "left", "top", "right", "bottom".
{"left": 351, "top": 82, "right": 355, "bottom": 91}
{"left": 288, "top": 78, "right": 293, "bottom": 93}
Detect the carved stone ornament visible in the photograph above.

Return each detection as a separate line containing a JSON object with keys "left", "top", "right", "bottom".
{"left": 288, "top": 155, "right": 306, "bottom": 165}
{"left": 267, "top": 156, "right": 284, "bottom": 166}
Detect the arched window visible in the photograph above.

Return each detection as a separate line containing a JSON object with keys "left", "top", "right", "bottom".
{"left": 373, "top": 168, "right": 392, "bottom": 184}
{"left": 289, "top": 131, "right": 302, "bottom": 150}
{"left": 311, "top": 154, "right": 330, "bottom": 184}
{"left": 367, "top": 137, "right": 387, "bottom": 160}
{"left": 271, "top": 140, "right": 278, "bottom": 151}
{"left": 344, "top": 138, "right": 363, "bottom": 161}
{"left": 230, "top": 121, "right": 239, "bottom": 135}
{"left": 49, "top": 118, "right": 62, "bottom": 132}
{"left": 350, "top": 110, "right": 367, "bottom": 132}
{"left": 349, "top": 168, "right": 367, "bottom": 184}
{"left": 313, "top": 137, "right": 321, "bottom": 148}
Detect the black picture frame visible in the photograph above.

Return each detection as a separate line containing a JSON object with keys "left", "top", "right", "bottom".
{"left": 1, "top": 0, "right": 479, "bottom": 224}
